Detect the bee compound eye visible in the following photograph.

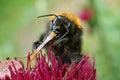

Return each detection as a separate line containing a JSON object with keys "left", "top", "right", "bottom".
{"left": 53, "top": 27, "right": 60, "bottom": 34}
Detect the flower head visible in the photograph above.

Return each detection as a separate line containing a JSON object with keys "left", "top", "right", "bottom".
{"left": 0, "top": 58, "right": 24, "bottom": 80}
{"left": 0, "top": 50, "right": 96, "bottom": 80}
{"left": 79, "top": 8, "right": 94, "bottom": 22}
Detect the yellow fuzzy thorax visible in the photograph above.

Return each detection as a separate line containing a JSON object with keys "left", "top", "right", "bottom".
{"left": 49, "top": 12, "right": 82, "bottom": 29}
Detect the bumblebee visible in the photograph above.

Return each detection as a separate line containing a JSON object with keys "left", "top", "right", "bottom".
{"left": 32, "top": 12, "right": 83, "bottom": 63}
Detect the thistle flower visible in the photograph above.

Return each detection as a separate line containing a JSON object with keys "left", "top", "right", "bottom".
{"left": 79, "top": 8, "right": 94, "bottom": 22}
{"left": 0, "top": 58, "right": 24, "bottom": 80}
{"left": 0, "top": 50, "right": 96, "bottom": 80}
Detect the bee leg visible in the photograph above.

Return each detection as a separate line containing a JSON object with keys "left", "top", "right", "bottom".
{"left": 32, "top": 41, "right": 42, "bottom": 51}
{"left": 32, "top": 33, "right": 46, "bottom": 50}
{"left": 29, "top": 33, "right": 45, "bottom": 68}
{"left": 73, "top": 54, "right": 82, "bottom": 63}
{"left": 29, "top": 42, "right": 42, "bottom": 68}
{"left": 28, "top": 51, "right": 37, "bottom": 68}
{"left": 71, "top": 52, "right": 83, "bottom": 63}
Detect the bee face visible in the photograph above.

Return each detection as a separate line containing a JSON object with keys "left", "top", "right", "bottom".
{"left": 48, "top": 16, "right": 70, "bottom": 46}
{"left": 50, "top": 16, "right": 69, "bottom": 33}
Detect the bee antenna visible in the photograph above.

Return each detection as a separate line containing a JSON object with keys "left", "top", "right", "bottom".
{"left": 37, "top": 14, "right": 57, "bottom": 18}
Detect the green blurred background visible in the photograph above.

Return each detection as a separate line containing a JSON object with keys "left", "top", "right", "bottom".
{"left": 0, "top": 0, "right": 120, "bottom": 80}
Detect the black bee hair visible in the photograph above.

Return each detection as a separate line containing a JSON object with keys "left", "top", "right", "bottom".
{"left": 33, "top": 12, "right": 83, "bottom": 63}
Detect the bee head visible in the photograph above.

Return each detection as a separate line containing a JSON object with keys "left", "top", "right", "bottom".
{"left": 37, "top": 12, "right": 82, "bottom": 50}
{"left": 38, "top": 14, "right": 71, "bottom": 46}
{"left": 48, "top": 15, "right": 71, "bottom": 45}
